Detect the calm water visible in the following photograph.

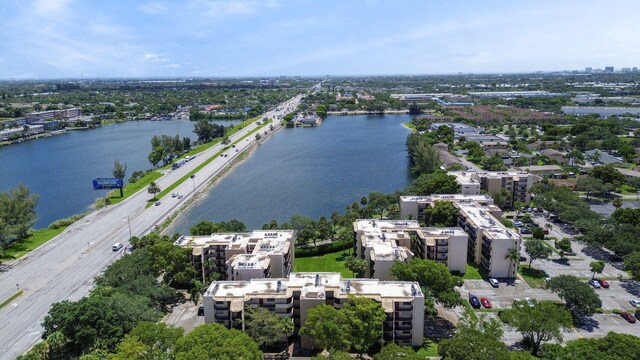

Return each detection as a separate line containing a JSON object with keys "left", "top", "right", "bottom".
{"left": 0, "top": 120, "right": 236, "bottom": 228}
{"left": 172, "top": 115, "right": 413, "bottom": 233}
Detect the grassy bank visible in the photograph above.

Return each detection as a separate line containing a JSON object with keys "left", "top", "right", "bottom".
{"left": 518, "top": 264, "right": 548, "bottom": 288}
{"left": 147, "top": 119, "right": 273, "bottom": 207}
{"left": 108, "top": 171, "right": 163, "bottom": 205}
{"left": 1, "top": 227, "right": 68, "bottom": 261}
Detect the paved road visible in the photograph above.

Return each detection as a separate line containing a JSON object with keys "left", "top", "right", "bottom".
{"left": 0, "top": 94, "right": 305, "bottom": 359}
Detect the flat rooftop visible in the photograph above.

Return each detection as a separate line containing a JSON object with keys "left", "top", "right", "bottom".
{"left": 455, "top": 201, "right": 519, "bottom": 240}
{"left": 174, "top": 230, "right": 294, "bottom": 255}
{"left": 227, "top": 254, "right": 270, "bottom": 270}
{"left": 206, "top": 272, "right": 422, "bottom": 311}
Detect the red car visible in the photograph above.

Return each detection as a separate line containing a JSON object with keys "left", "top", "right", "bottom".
{"left": 480, "top": 297, "right": 492, "bottom": 309}
{"left": 598, "top": 279, "right": 610, "bottom": 288}
{"left": 621, "top": 312, "right": 636, "bottom": 324}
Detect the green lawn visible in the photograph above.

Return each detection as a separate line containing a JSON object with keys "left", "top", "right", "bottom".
{"left": 1, "top": 227, "right": 68, "bottom": 261}
{"left": 463, "top": 262, "right": 484, "bottom": 280}
{"left": 416, "top": 340, "right": 439, "bottom": 357}
{"left": 294, "top": 250, "right": 352, "bottom": 278}
{"left": 403, "top": 121, "right": 416, "bottom": 130}
{"left": 108, "top": 170, "right": 162, "bottom": 204}
{"left": 518, "top": 264, "right": 548, "bottom": 288}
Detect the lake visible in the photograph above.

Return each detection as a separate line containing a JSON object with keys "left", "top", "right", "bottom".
{"left": 171, "top": 114, "right": 413, "bottom": 233}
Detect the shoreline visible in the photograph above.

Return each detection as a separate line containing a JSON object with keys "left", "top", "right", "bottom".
{"left": 326, "top": 110, "right": 409, "bottom": 116}
{"left": 162, "top": 121, "right": 283, "bottom": 235}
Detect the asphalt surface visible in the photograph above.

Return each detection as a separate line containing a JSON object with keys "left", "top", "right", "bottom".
{"left": 0, "top": 94, "right": 304, "bottom": 359}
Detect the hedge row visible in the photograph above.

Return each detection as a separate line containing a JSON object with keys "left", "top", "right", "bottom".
{"left": 48, "top": 213, "right": 87, "bottom": 229}
{"left": 295, "top": 239, "right": 353, "bottom": 258}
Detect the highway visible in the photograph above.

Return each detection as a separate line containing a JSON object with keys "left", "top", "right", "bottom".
{"left": 0, "top": 94, "right": 304, "bottom": 359}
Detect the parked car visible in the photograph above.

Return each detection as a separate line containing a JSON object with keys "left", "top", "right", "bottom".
{"left": 513, "top": 220, "right": 523, "bottom": 227}
{"left": 469, "top": 294, "right": 481, "bottom": 308}
{"left": 112, "top": 242, "right": 123, "bottom": 251}
{"left": 197, "top": 306, "right": 204, "bottom": 316}
{"left": 589, "top": 279, "right": 601, "bottom": 288}
{"left": 543, "top": 228, "right": 549, "bottom": 235}
{"left": 630, "top": 299, "right": 640, "bottom": 308}
{"left": 480, "top": 297, "right": 492, "bottom": 308}
{"left": 519, "top": 256, "right": 527, "bottom": 262}
{"left": 598, "top": 279, "right": 609, "bottom": 288}
{"left": 621, "top": 312, "right": 636, "bottom": 324}
{"left": 520, "top": 228, "right": 532, "bottom": 235}
{"left": 489, "top": 278, "right": 499, "bottom": 288}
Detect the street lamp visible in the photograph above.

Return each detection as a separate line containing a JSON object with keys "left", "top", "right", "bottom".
{"left": 123, "top": 216, "right": 132, "bottom": 239}
{"left": 190, "top": 174, "right": 196, "bottom": 194}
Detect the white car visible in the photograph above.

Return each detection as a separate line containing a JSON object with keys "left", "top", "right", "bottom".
{"left": 489, "top": 278, "right": 499, "bottom": 287}
{"left": 171, "top": 192, "right": 178, "bottom": 198}
{"left": 524, "top": 297, "right": 535, "bottom": 307}
{"left": 112, "top": 242, "right": 123, "bottom": 251}
{"left": 630, "top": 299, "right": 640, "bottom": 307}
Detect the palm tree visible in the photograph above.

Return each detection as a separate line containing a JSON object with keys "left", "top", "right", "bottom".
{"left": 190, "top": 280, "right": 204, "bottom": 306}
{"left": 147, "top": 181, "right": 161, "bottom": 200}
{"left": 505, "top": 248, "right": 520, "bottom": 280}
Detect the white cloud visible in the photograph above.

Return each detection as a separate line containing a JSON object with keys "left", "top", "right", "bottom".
{"left": 139, "top": 2, "right": 168, "bottom": 14}
{"left": 32, "top": 0, "right": 73, "bottom": 17}
{"left": 191, "top": 0, "right": 279, "bottom": 16}
{"left": 168, "top": 63, "right": 181, "bottom": 68}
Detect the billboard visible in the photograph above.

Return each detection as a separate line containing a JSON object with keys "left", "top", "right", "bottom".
{"left": 93, "top": 178, "right": 123, "bottom": 190}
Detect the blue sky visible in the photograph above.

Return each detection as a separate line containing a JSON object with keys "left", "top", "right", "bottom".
{"left": 1, "top": 0, "right": 639, "bottom": 78}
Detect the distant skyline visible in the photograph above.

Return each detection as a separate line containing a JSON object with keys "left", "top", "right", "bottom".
{"left": 1, "top": 0, "right": 639, "bottom": 79}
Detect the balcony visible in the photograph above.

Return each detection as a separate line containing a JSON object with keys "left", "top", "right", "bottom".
{"left": 214, "top": 302, "right": 229, "bottom": 310}
{"left": 394, "top": 302, "right": 413, "bottom": 311}
{"left": 395, "top": 322, "right": 412, "bottom": 330}
{"left": 435, "top": 254, "right": 448, "bottom": 261}
{"left": 394, "top": 332, "right": 413, "bottom": 340}
{"left": 436, "top": 239, "right": 448, "bottom": 246}
{"left": 436, "top": 246, "right": 448, "bottom": 253}
{"left": 395, "top": 311, "right": 413, "bottom": 320}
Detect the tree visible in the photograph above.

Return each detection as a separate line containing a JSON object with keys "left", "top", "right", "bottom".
{"left": 189, "top": 280, "right": 203, "bottom": 306}
{"left": 547, "top": 275, "right": 602, "bottom": 316}
{"left": 243, "top": 307, "right": 293, "bottom": 349}
{"left": 374, "top": 343, "right": 422, "bottom": 360}
{"left": 424, "top": 201, "right": 459, "bottom": 227}
{"left": 501, "top": 300, "right": 572, "bottom": 356}
{"left": 0, "top": 184, "right": 39, "bottom": 245}
{"left": 546, "top": 331, "right": 640, "bottom": 360}
{"left": 344, "top": 256, "right": 367, "bottom": 278}
{"left": 126, "top": 321, "right": 183, "bottom": 358}
{"left": 406, "top": 170, "right": 459, "bottom": 195}
{"left": 589, "top": 260, "right": 605, "bottom": 279}
{"left": 505, "top": 248, "right": 520, "bottom": 280}
{"left": 174, "top": 323, "right": 261, "bottom": 360}
{"left": 410, "top": 141, "right": 442, "bottom": 175}
{"left": 482, "top": 154, "right": 507, "bottom": 171}
{"left": 341, "top": 296, "right": 386, "bottom": 354}
{"left": 555, "top": 238, "right": 572, "bottom": 259}
{"left": 624, "top": 251, "right": 640, "bottom": 280}
{"left": 193, "top": 119, "right": 224, "bottom": 143}
{"left": 391, "top": 258, "right": 462, "bottom": 308}
{"left": 612, "top": 198, "right": 623, "bottom": 209}
{"left": 576, "top": 176, "right": 604, "bottom": 200}
{"left": 524, "top": 239, "right": 552, "bottom": 268}
{"left": 147, "top": 182, "right": 161, "bottom": 200}
{"left": 439, "top": 316, "right": 510, "bottom": 360}
{"left": 300, "top": 304, "right": 350, "bottom": 352}
{"left": 112, "top": 160, "right": 127, "bottom": 197}
{"left": 590, "top": 164, "right": 624, "bottom": 187}
{"left": 532, "top": 227, "right": 545, "bottom": 240}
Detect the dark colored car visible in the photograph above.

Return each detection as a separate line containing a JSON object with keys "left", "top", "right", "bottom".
{"left": 621, "top": 312, "right": 636, "bottom": 324}
{"left": 469, "top": 294, "right": 481, "bottom": 308}
{"left": 519, "top": 256, "right": 527, "bottom": 262}
{"left": 598, "top": 279, "right": 610, "bottom": 288}
{"left": 197, "top": 306, "right": 204, "bottom": 316}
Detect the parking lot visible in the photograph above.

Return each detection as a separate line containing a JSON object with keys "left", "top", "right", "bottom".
{"left": 456, "top": 279, "right": 560, "bottom": 311}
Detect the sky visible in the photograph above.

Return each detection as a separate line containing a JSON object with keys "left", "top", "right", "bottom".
{"left": 1, "top": 0, "right": 639, "bottom": 79}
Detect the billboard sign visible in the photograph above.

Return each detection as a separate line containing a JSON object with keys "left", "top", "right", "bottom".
{"left": 93, "top": 178, "right": 123, "bottom": 190}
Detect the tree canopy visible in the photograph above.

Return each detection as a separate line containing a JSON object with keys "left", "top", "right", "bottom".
{"left": 0, "top": 184, "right": 38, "bottom": 245}
{"left": 173, "top": 323, "right": 261, "bottom": 360}
{"left": 390, "top": 258, "right": 462, "bottom": 308}
{"left": 547, "top": 275, "right": 602, "bottom": 316}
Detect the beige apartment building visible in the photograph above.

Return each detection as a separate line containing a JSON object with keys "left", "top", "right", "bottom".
{"left": 399, "top": 195, "right": 520, "bottom": 278}
{"left": 203, "top": 272, "right": 425, "bottom": 348}
{"left": 353, "top": 219, "right": 468, "bottom": 278}
{"left": 449, "top": 170, "right": 534, "bottom": 207}
{"left": 174, "top": 230, "right": 295, "bottom": 282}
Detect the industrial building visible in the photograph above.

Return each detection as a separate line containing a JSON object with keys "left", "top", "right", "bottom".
{"left": 203, "top": 272, "right": 425, "bottom": 348}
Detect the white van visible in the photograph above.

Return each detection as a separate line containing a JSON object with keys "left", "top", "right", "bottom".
{"left": 112, "top": 243, "right": 123, "bottom": 251}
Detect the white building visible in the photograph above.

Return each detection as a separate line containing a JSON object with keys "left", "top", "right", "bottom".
{"left": 353, "top": 219, "right": 468, "bottom": 277}
{"left": 449, "top": 170, "right": 534, "bottom": 207}
{"left": 174, "top": 230, "right": 295, "bottom": 282}
{"left": 399, "top": 195, "right": 520, "bottom": 278}
{"left": 0, "top": 124, "right": 44, "bottom": 141}
{"left": 204, "top": 272, "right": 425, "bottom": 348}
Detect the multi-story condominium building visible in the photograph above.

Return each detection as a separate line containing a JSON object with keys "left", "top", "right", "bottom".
{"left": 399, "top": 195, "right": 520, "bottom": 278}
{"left": 449, "top": 170, "right": 534, "bottom": 207}
{"left": 203, "top": 272, "right": 424, "bottom": 348}
{"left": 174, "top": 230, "right": 295, "bottom": 282}
{"left": 353, "top": 219, "right": 468, "bottom": 278}
{"left": 24, "top": 108, "right": 82, "bottom": 121}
